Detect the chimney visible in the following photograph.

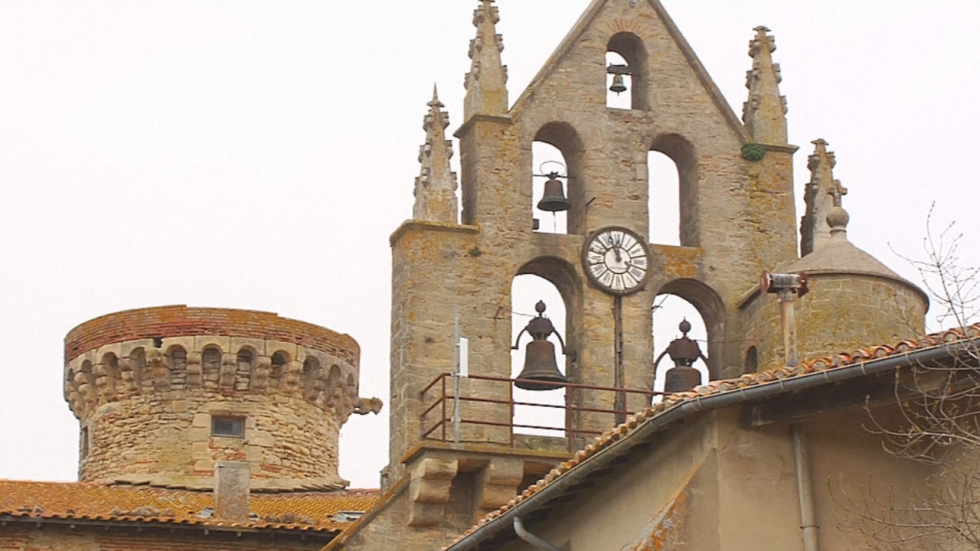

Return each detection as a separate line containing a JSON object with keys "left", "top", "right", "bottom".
{"left": 214, "top": 461, "right": 250, "bottom": 521}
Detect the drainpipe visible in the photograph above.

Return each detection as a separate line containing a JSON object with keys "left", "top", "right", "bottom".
{"left": 766, "top": 272, "right": 819, "bottom": 551}
{"left": 514, "top": 517, "right": 562, "bottom": 551}
{"left": 793, "top": 425, "right": 819, "bottom": 551}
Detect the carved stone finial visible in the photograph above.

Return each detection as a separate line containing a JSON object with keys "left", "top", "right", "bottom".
{"left": 801, "top": 139, "right": 849, "bottom": 254}
{"left": 828, "top": 178, "right": 848, "bottom": 208}
{"left": 743, "top": 25, "right": 788, "bottom": 145}
{"left": 464, "top": 0, "right": 508, "bottom": 120}
{"left": 413, "top": 85, "right": 459, "bottom": 224}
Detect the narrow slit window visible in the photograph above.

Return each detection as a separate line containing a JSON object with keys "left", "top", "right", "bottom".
{"left": 211, "top": 415, "right": 246, "bottom": 438}
{"left": 81, "top": 427, "right": 90, "bottom": 458}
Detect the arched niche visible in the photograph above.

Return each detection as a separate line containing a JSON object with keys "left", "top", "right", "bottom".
{"left": 302, "top": 356, "right": 322, "bottom": 401}
{"left": 650, "top": 134, "right": 699, "bottom": 247}
{"left": 201, "top": 346, "right": 221, "bottom": 389}
{"left": 270, "top": 351, "right": 289, "bottom": 390}
{"left": 511, "top": 256, "right": 583, "bottom": 438}
{"left": 167, "top": 345, "right": 188, "bottom": 389}
{"left": 744, "top": 346, "right": 759, "bottom": 374}
{"left": 606, "top": 32, "right": 648, "bottom": 111}
{"left": 236, "top": 347, "right": 256, "bottom": 390}
{"left": 129, "top": 348, "right": 146, "bottom": 389}
{"left": 533, "top": 123, "right": 585, "bottom": 235}
{"left": 654, "top": 278, "right": 725, "bottom": 381}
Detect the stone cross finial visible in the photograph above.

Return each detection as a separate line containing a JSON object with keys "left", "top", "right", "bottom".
{"left": 828, "top": 178, "right": 848, "bottom": 208}
{"left": 743, "top": 25, "right": 788, "bottom": 145}
{"left": 801, "top": 139, "right": 850, "bottom": 254}
{"left": 413, "top": 85, "right": 459, "bottom": 224}
{"left": 464, "top": 0, "right": 508, "bottom": 120}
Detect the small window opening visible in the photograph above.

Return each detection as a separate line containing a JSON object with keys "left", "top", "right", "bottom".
{"left": 211, "top": 415, "right": 246, "bottom": 438}
{"left": 606, "top": 51, "right": 632, "bottom": 109}
{"left": 745, "top": 346, "right": 759, "bottom": 374}
{"left": 81, "top": 427, "right": 90, "bottom": 458}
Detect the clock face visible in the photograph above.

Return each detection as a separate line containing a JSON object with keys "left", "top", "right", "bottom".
{"left": 582, "top": 227, "right": 651, "bottom": 295}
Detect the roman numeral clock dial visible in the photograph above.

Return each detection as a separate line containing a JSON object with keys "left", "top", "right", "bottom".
{"left": 582, "top": 227, "right": 651, "bottom": 295}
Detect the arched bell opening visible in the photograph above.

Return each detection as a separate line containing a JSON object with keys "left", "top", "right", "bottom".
{"left": 607, "top": 32, "right": 648, "bottom": 111}
{"left": 650, "top": 134, "right": 699, "bottom": 247}
{"left": 533, "top": 122, "right": 585, "bottom": 235}
{"left": 511, "top": 257, "right": 582, "bottom": 439}
{"left": 647, "top": 151, "right": 680, "bottom": 246}
{"left": 511, "top": 275, "right": 567, "bottom": 438}
{"left": 653, "top": 279, "right": 726, "bottom": 392}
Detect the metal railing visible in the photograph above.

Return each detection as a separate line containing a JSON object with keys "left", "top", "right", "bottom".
{"left": 419, "top": 372, "right": 663, "bottom": 452}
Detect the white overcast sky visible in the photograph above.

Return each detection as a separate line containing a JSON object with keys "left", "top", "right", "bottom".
{"left": 1, "top": 1, "right": 978, "bottom": 489}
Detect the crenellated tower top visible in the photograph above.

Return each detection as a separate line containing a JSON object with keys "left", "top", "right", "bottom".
{"left": 464, "top": 0, "right": 508, "bottom": 120}
{"left": 743, "top": 26, "right": 788, "bottom": 145}
{"left": 63, "top": 306, "right": 379, "bottom": 491}
{"left": 801, "top": 139, "right": 846, "bottom": 255}
{"left": 413, "top": 85, "right": 458, "bottom": 223}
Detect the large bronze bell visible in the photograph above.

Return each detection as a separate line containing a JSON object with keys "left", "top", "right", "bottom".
{"left": 609, "top": 74, "right": 627, "bottom": 95}
{"left": 513, "top": 301, "right": 568, "bottom": 391}
{"left": 517, "top": 340, "right": 566, "bottom": 391}
{"left": 537, "top": 174, "right": 571, "bottom": 212}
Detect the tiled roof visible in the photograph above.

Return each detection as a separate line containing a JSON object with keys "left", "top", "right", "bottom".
{"left": 444, "top": 323, "right": 980, "bottom": 550}
{"left": 0, "top": 480, "right": 378, "bottom": 534}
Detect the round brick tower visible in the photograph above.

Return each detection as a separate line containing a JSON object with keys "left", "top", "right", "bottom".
{"left": 63, "top": 305, "right": 362, "bottom": 491}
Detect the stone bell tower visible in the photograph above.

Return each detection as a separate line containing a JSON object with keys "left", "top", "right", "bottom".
{"left": 389, "top": 0, "right": 799, "bottom": 467}
{"left": 366, "top": 1, "right": 803, "bottom": 547}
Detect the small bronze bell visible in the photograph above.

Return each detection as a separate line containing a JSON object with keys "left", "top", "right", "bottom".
{"left": 537, "top": 174, "right": 571, "bottom": 212}
{"left": 664, "top": 365, "right": 702, "bottom": 394}
{"left": 513, "top": 301, "right": 568, "bottom": 391}
{"left": 609, "top": 74, "right": 627, "bottom": 95}
{"left": 654, "top": 319, "right": 706, "bottom": 394}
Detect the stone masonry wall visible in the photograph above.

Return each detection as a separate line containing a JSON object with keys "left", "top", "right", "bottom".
{"left": 741, "top": 274, "right": 927, "bottom": 372}
{"left": 64, "top": 306, "right": 360, "bottom": 491}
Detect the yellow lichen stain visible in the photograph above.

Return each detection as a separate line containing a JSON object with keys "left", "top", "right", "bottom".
{"left": 632, "top": 491, "right": 688, "bottom": 551}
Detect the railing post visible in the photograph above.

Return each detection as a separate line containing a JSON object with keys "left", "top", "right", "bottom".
{"left": 509, "top": 379, "right": 515, "bottom": 447}
{"left": 565, "top": 384, "right": 572, "bottom": 452}
{"left": 441, "top": 374, "right": 447, "bottom": 443}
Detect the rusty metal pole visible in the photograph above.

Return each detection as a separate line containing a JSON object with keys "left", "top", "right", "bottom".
{"left": 613, "top": 296, "right": 625, "bottom": 425}
{"left": 509, "top": 381, "right": 515, "bottom": 447}
{"left": 441, "top": 375, "right": 447, "bottom": 443}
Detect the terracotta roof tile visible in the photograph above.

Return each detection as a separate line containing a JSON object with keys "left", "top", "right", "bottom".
{"left": 0, "top": 480, "right": 379, "bottom": 534}
{"left": 442, "top": 322, "right": 980, "bottom": 550}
